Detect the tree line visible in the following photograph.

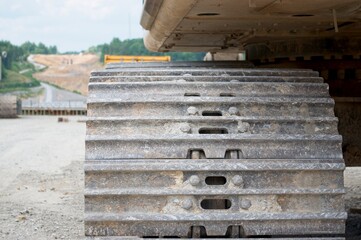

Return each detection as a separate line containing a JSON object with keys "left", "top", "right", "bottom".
{"left": 88, "top": 38, "right": 205, "bottom": 62}
{"left": 0, "top": 40, "right": 58, "bottom": 78}
{"left": 1, "top": 38, "right": 205, "bottom": 78}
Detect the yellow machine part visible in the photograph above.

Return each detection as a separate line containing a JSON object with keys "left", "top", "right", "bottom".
{"left": 104, "top": 55, "right": 171, "bottom": 64}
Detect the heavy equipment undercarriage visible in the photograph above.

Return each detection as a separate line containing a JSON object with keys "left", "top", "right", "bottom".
{"left": 85, "top": 0, "right": 361, "bottom": 238}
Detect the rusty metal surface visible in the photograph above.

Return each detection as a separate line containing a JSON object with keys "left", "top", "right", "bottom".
{"left": 86, "top": 116, "right": 339, "bottom": 135}
{"left": 85, "top": 62, "right": 346, "bottom": 238}
{"left": 0, "top": 95, "right": 19, "bottom": 118}
{"left": 86, "top": 135, "right": 342, "bottom": 160}
{"left": 88, "top": 82, "right": 331, "bottom": 98}
{"left": 252, "top": 58, "right": 361, "bottom": 166}
{"left": 87, "top": 97, "right": 335, "bottom": 119}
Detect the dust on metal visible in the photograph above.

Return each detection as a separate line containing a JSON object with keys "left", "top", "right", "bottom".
{"left": 85, "top": 61, "right": 346, "bottom": 238}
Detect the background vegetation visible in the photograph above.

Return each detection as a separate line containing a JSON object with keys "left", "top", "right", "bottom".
{"left": 0, "top": 38, "right": 205, "bottom": 95}
{"left": 0, "top": 40, "right": 57, "bottom": 93}
{"left": 88, "top": 38, "right": 205, "bottom": 62}
{"left": 0, "top": 41, "right": 57, "bottom": 72}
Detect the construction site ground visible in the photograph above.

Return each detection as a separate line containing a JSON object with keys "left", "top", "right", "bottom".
{"left": 0, "top": 116, "right": 84, "bottom": 240}
{"left": 32, "top": 54, "right": 101, "bottom": 96}
{"left": 0, "top": 116, "right": 360, "bottom": 239}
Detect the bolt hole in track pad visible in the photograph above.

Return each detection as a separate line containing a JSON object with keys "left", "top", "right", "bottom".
{"left": 199, "top": 127, "right": 228, "bottom": 134}
{"left": 201, "top": 199, "right": 232, "bottom": 209}
{"left": 202, "top": 110, "right": 223, "bottom": 116}
{"left": 205, "top": 176, "right": 227, "bottom": 185}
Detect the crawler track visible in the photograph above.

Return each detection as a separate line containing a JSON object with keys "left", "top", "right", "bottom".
{"left": 85, "top": 62, "right": 345, "bottom": 238}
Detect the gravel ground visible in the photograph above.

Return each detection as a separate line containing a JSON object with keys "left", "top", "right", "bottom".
{"left": 0, "top": 116, "right": 360, "bottom": 239}
{"left": 0, "top": 116, "right": 84, "bottom": 240}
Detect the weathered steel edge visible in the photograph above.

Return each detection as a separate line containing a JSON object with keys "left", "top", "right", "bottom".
{"left": 87, "top": 97, "right": 334, "bottom": 104}
{"left": 84, "top": 188, "right": 346, "bottom": 196}
{"left": 89, "top": 75, "right": 324, "bottom": 83}
{"left": 84, "top": 159, "right": 345, "bottom": 171}
{"left": 85, "top": 134, "right": 342, "bottom": 141}
{"left": 86, "top": 116, "right": 338, "bottom": 122}
{"left": 84, "top": 212, "right": 347, "bottom": 221}
{"left": 86, "top": 238, "right": 345, "bottom": 240}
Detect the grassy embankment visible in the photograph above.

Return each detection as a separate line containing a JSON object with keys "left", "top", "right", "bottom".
{"left": 0, "top": 61, "right": 43, "bottom": 98}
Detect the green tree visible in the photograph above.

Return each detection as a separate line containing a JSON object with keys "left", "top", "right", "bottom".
{"left": 20, "top": 41, "right": 57, "bottom": 55}
{"left": 34, "top": 43, "right": 49, "bottom": 54}
{"left": 49, "top": 45, "right": 58, "bottom": 54}
{"left": 21, "top": 41, "right": 36, "bottom": 54}
{"left": 0, "top": 40, "right": 59, "bottom": 76}
{"left": 0, "top": 40, "right": 25, "bottom": 69}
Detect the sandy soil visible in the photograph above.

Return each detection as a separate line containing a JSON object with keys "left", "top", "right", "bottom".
{"left": 32, "top": 54, "right": 102, "bottom": 96}
{"left": 0, "top": 116, "right": 360, "bottom": 239}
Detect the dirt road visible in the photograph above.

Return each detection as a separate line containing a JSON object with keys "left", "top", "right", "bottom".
{"left": 22, "top": 82, "right": 86, "bottom": 107}
{"left": 0, "top": 116, "right": 360, "bottom": 239}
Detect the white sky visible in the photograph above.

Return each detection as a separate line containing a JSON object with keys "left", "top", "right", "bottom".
{"left": 0, "top": 0, "right": 145, "bottom": 52}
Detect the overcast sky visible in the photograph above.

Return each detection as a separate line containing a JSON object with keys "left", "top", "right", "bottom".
{"left": 0, "top": 0, "right": 145, "bottom": 52}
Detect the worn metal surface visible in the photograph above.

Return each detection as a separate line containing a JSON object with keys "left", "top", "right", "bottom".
{"left": 250, "top": 58, "right": 361, "bottom": 166}
{"left": 85, "top": 62, "right": 346, "bottom": 238}
{"left": 0, "top": 95, "right": 19, "bottom": 118}
{"left": 88, "top": 82, "right": 330, "bottom": 98}
{"left": 89, "top": 75, "right": 325, "bottom": 84}
{"left": 91, "top": 68, "right": 319, "bottom": 77}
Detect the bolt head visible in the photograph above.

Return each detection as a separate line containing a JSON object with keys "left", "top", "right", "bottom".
{"left": 182, "top": 199, "right": 193, "bottom": 210}
{"left": 238, "top": 121, "right": 250, "bottom": 133}
{"left": 232, "top": 175, "right": 244, "bottom": 187}
{"left": 240, "top": 199, "right": 252, "bottom": 210}
{"left": 187, "top": 106, "right": 198, "bottom": 116}
{"left": 228, "top": 107, "right": 239, "bottom": 115}
{"left": 189, "top": 175, "right": 200, "bottom": 186}
{"left": 180, "top": 124, "right": 191, "bottom": 133}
